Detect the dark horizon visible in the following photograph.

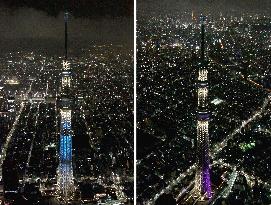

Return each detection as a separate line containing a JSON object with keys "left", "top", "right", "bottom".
{"left": 0, "top": 3, "right": 133, "bottom": 52}
{"left": 138, "top": 0, "right": 271, "bottom": 14}
{"left": 0, "top": 0, "right": 133, "bottom": 18}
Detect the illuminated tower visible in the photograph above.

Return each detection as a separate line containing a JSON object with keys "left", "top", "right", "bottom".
{"left": 192, "top": 11, "right": 196, "bottom": 21}
{"left": 194, "top": 15, "right": 212, "bottom": 200}
{"left": 57, "top": 11, "right": 74, "bottom": 201}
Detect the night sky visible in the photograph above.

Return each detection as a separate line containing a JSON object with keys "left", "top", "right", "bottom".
{"left": 0, "top": 0, "right": 133, "bottom": 17}
{"left": 0, "top": 0, "right": 133, "bottom": 52}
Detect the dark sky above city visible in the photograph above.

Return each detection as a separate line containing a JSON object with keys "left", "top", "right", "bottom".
{"left": 0, "top": 1, "right": 133, "bottom": 53}
{"left": 0, "top": 0, "right": 133, "bottom": 17}
{"left": 139, "top": 0, "right": 271, "bottom": 14}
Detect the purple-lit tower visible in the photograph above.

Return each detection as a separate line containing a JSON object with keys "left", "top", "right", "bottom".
{"left": 194, "top": 15, "right": 212, "bottom": 200}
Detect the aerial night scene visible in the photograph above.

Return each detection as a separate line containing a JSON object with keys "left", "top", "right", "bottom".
{"left": 0, "top": 1, "right": 133, "bottom": 205}
{"left": 137, "top": 0, "right": 271, "bottom": 205}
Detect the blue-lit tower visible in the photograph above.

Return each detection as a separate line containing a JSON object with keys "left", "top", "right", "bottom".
{"left": 193, "top": 15, "right": 212, "bottom": 200}
{"left": 57, "top": 11, "right": 74, "bottom": 201}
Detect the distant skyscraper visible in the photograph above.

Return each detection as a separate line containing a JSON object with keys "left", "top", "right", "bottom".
{"left": 193, "top": 15, "right": 212, "bottom": 200}
{"left": 57, "top": 11, "right": 74, "bottom": 201}
{"left": 192, "top": 11, "right": 196, "bottom": 21}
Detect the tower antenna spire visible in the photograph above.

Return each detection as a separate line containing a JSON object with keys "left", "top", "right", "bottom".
{"left": 64, "top": 11, "right": 68, "bottom": 60}
{"left": 200, "top": 15, "right": 206, "bottom": 62}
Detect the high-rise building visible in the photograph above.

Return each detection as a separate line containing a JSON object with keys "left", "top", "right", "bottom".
{"left": 193, "top": 15, "right": 212, "bottom": 200}
{"left": 57, "top": 11, "right": 74, "bottom": 201}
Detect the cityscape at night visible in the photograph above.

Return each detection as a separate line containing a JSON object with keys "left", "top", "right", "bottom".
{"left": 137, "top": 0, "right": 271, "bottom": 204}
{"left": 2, "top": 0, "right": 271, "bottom": 205}
{"left": 0, "top": 1, "right": 133, "bottom": 204}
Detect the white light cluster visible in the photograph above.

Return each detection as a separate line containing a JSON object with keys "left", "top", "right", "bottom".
{"left": 198, "top": 69, "right": 208, "bottom": 81}
{"left": 197, "top": 120, "right": 209, "bottom": 143}
{"left": 62, "top": 76, "right": 71, "bottom": 88}
{"left": 198, "top": 87, "right": 208, "bottom": 107}
{"left": 62, "top": 61, "right": 71, "bottom": 88}
{"left": 194, "top": 171, "right": 202, "bottom": 195}
{"left": 62, "top": 60, "right": 70, "bottom": 70}
{"left": 61, "top": 109, "right": 72, "bottom": 122}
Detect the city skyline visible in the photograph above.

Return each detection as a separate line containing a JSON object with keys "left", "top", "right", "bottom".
{"left": 1, "top": 1, "right": 271, "bottom": 205}
{"left": 139, "top": 0, "right": 271, "bottom": 13}
{"left": 0, "top": 1, "right": 133, "bottom": 204}
{"left": 137, "top": 1, "right": 271, "bottom": 204}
